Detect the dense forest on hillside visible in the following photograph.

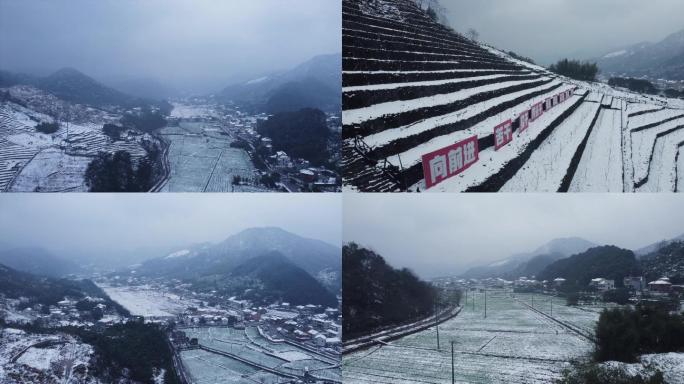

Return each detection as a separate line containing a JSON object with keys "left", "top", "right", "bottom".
{"left": 197, "top": 251, "right": 338, "bottom": 307}
{"left": 0, "top": 263, "right": 129, "bottom": 315}
{"left": 550, "top": 59, "right": 599, "bottom": 81}
{"left": 342, "top": 243, "right": 437, "bottom": 340}
{"left": 257, "top": 108, "right": 331, "bottom": 166}
{"left": 537, "top": 246, "right": 640, "bottom": 291}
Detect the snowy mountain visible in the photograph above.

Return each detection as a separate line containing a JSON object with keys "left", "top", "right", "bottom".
{"left": 0, "top": 247, "right": 80, "bottom": 277}
{"left": 461, "top": 237, "right": 596, "bottom": 279}
{"left": 219, "top": 53, "right": 341, "bottom": 112}
{"left": 635, "top": 233, "right": 684, "bottom": 257}
{"left": 136, "top": 227, "right": 341, "bottom": 292}
{"left": 596, "top": 29, "right": 684, "bottom": 81}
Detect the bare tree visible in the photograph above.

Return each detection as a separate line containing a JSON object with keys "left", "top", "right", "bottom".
{"left": 467, "top": 28, "right": 480, "bottom": 42}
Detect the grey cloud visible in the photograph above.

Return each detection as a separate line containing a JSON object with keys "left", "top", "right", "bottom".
{"left": 0, "top": 194, "right": 342, "bottom": 259}
{"left": 441, "top": 0, "right": 684, "bottom": 65}
{"left": 344, "top": 194, "right": 684, "bottom": 279}
{"left": 0, "top": 0, "right": 341, "bottom": 93}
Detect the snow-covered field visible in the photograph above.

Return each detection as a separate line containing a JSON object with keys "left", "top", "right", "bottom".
{"left": 170, "top": 102, "right": 221, "bottom": 120}
{"left": 159, "top": 122, "right": 256, "bottom": 192}
{"left": 343, "top": 291, "right": 597, "bottom": 384}
{"left": 0, "top": 86, "right": 155, "bottom": 192}
{"left": 180, "top": 327, "right": 340, "bottom": 383}
{"left": 601, "top": 353, "right": 684, "bottom": 384}
{"left": 99, "top": 284, "right": 192, "bottom": 318}
{"left": 0, "top": 328, "right": 99, "bottom": 383}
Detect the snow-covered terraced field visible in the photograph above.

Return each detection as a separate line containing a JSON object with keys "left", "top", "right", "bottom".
{"left": 343, "top": 291, "right": 597, "bottom": 384}
{"left": 569, "top": 107, "right": 624, "bottom": 192}
{"left": 1, "top": 99, "right": 156, "bottom": 191}
{"left": 341, "top": 0, "right": 684, "bottom": 192}
{"left": 0, "top": 328, "right": 98, "bottom": 383}
{"left": 159, "top": 122, "right": 256, "bottom": 192}
{"left": 501, "top": 99, "right": 601, "bottom": 192}
{"left": 181, "top": 327, "right": 340, "bottom": 383}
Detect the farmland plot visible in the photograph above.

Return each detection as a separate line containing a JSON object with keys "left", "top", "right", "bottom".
{"left": 181, "top": 326, "right": 340, "bottom": 383}
{"left": 343, "top": 291, "right": 596, "bottom": 384}
{"left": 159, "top": 122, "right": 256, "bottom": 192}
{"left": 569, "top": 108, "right": 624, "bottom": 192}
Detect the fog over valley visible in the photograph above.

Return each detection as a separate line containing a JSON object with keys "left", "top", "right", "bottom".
{"left": 0, "top": 194, "right": 342, "bottom": 270}
{"left": 344, "top": 194, "right": 684, "bottom": 278}
{"left": 0, "top": 0, "right": 342, "bottom": 94}
{"left": 440, "top": 0, "right": 684, "bottom": 65}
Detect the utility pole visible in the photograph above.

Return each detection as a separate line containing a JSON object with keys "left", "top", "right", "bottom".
{"left": 451, "top": 340, "right": 455, "bottom": 384}
{"left": 550, "top": 297, "right": 553, "bottom": 316}
{"left": 435, "top": 302, "right": 440, "bottom": 350}
{"left": 484, "top": 289, "right": 487, "bottom": 319}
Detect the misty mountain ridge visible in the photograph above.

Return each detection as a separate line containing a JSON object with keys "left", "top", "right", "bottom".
{"left": 0, "top": 247, "right": 80, "bottom": 278}
{"left": 219, "top": 53, "right": 341, "bottom": 113}
{"left": 108, "top": 77, "right": 179, "bottom": 101}
{"left": 536, "top": 245, "right": 640, "bottom": 287}
{"left": 595, "top": 28, "right": 684, "bottom": 80}
{"left": 221, "top": 251, "right": 338, "bottom": 307}
{"left": 134, "top": 226, "right": 341, "bottom": 292}
{"left": 636, "top": 233, "right": 684, "bottom": 258}
{"left": 0, "top": 67, "right": 163, "bottom": 109}
{"left": 461, "top": 237, "right": 597, "bottom": 279}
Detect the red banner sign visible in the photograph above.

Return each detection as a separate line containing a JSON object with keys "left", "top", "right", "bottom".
{"left": 422, "top": 135, "right": 479, "bottom": 189}
{"left": 531, "top": 102, "right": 544, "bottom": 121}
{"left": 494, "top": 119, "right": 513, "bottom": 150}
{"left": 519, "top": 110, "right": 530, "bottom": 133}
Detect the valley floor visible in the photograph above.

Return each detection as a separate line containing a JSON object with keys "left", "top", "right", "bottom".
{"left": 342, "top": 291, "right": 679, "bottom": 384}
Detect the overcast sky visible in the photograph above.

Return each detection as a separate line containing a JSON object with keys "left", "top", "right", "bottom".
{"left": 344, "top": 194, "right": 684, "bottom": 279}
{"left": 0, "top": 0, "right": 341, "bottom": 93}
{"left": 441, "top": 0, "right": 684, "bottom": 65}
{"left": 0, "top": 194, "right": 341, "bottom": 260}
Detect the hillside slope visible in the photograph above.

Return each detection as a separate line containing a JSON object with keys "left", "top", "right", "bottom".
{"left": 596, "top": 29, "right": 684, "bottom": 81}
{"left": 341, "top": 0, "right": 684, "bottom": 193}
{"left": 136, "top": 227, "right": 342, "bottom": 294}
{"left": 220, "top": 54, "right": 342, "bottom": 113}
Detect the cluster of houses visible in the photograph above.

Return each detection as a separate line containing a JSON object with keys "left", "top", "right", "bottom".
{"left": 171, "top": 301, "right": 342, "bottom": 354}
{"left": 0, "top": 294, "right": 124, "bottom": 330}
{"left": 438, "top": 275, "right": 683, "bottom": 299}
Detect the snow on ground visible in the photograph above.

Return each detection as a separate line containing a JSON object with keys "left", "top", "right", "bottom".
{"left": 159, "top": 122, "right": 255, "bottom": 192}
{"left": 9, "top": 147, "right": 90, "bottom": 192}
{"left": 379, "top": 82, "right": 572, "bottom": 163}
{"left": 180, "top": 326, "right": 339, "bottom": 383}
{"left": 170, "top": 103, "right": 220, "bottom": 119}
{"left": 637, "top": 129, "right": 684, "bottom": 192}
{"left": 630, "top": 117, "right": 684, "bottom": 184}
{"left": 569, "top": 108, "right": 624, "bottom": 192}
{"left": 501, "top": 100, "right": 601, "bottom": 192}
{"left": 678, "top": 146, "right": 684, "bottom": 192}
{"left": 0, "top": 328, "right": 97, "bottom": 383}
{"left": 99, "top": 284, "right": 190, "bottom": 318}
{"left": 424, "top": 94, "right": 582, "bottom": 192}
{"left": 344, "top": 78, "right": 548, "bottom": 126}
{"left": 343, "top": 291, "right": 596, "bottom": 384}
{"left": 601, "top": 353, "right": 684, "bottom": 384}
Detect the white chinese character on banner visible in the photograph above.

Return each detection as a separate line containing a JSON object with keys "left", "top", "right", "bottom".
{"left": 464, "top": 141, "right": 476, "bottom": 164}
{"left": 504, "top": 124, "right": 512, "bottom": 141}
{"left": 495, "top": 128, "right": 504, "bottom": 146}
{"left": 448, "top": 147, "right": 463, "bottom": 174}
{"left": 429, "top": 155, "right": 447, "bottom": 183}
